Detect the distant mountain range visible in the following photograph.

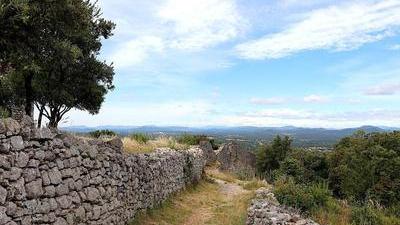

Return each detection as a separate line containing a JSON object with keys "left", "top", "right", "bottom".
{"left": 61, "top": 125, "right": 399, "bottom": 148}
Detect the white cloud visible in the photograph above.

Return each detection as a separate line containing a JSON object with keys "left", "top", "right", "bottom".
{"left": 107, "top": 0, "right": 245, "bottom": 68}
{"left": 303, "top": 95, "right": 329, "bottom": 103}
{"left": 236, "top": 0, "right": 400, "bottom": 59}
{"left": 217, "top": 108, "right": 400, "bottom": 128}
{"left": 158, "top": 0, "right": 245, "bottom": 50}
{"left": 250, "top": 97, "right": 287, "bottom": 105}
{"left": 63, "top": 100, "right": 216, "bottom": 127}
{"left": 111, "top": 36, "right": 165, "bottom": 68}
{"left": 389, "top": 44, "right": 400, "bottom": 50}
{"left": 364, "top": 83, "right": 400, "bottom": 95}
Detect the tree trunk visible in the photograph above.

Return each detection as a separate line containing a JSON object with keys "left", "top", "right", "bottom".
{"left": 37, "top": 105, "right": 44, "bottom": 128}
{"left": 24, "top": 73, "right": 34, "bottom": 117}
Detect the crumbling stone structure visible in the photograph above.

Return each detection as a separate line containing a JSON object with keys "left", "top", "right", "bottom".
{"left": 217, "top": 142, "right": 256, "bottom": 177}
{"left": 246, "top": 188, "right": 319, "bottom": 225}
{"left": 0, "top": 117, "right": 205, "bottom": 225}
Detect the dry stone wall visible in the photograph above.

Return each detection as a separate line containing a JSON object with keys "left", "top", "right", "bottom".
{"left": 246, "top": 188, "right": 319, "bottom": 225}
{"left": 0, "top": 117, "right": 206, "bottom": 225}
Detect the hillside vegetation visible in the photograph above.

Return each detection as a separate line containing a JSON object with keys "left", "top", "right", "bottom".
{"left": 256, "top": 131, "right": 400, "bottom": 225}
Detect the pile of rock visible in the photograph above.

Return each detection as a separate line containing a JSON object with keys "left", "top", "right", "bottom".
{"left": 0, "top": 116, "right": 206, "bottom": 225}
{"left": 246, "top": 188, "right": 320, "bottom": 225}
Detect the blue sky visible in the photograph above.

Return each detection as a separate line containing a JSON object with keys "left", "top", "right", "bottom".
{"left": 65, "top": 0, "right": 400, "bottom": 128}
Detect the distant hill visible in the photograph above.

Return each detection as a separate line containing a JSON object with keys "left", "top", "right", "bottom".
{"left": 61, "top": 125, "right": 399, "bottom": 148}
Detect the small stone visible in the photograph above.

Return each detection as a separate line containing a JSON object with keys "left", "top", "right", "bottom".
{"left": 56, "top": 195, "right": 71, "bottom": 209}
{"left": 0, "top": 155, "right": 11, "bottom": 170}
{"left": 41, "top": 171, "right": 51, "bottom": 186}
{"left": 44, "top": 185, "right": 56, "bottom": 197}
{"left": 55, "top": 183, "right": 69, "bottom": 196}
{"left": 8, "top": 167, "right": 23, "bottom": 181}
{"left": 10, "top": 136, "right": 24, "bottom": 150}
{"left": 15, "top": 152, "right": 29, "bottom": 168}
{"left": 48, "top": 168, "right": 62, "bottom": 185}
{"left": 25, "top": 179, "right": 43, "bottom": 199}
{"left": 54, "top": 217, "right": 68, "bottom": 225}
{"left": 23, "top": 168, "right": 38, "bottom": 183}
{"left": 0, "top": 186, "right": 7, "bottom": 205}
{"left": 85, "top": 187, "right": 100, "bottom": 202}
{"left": 0, "top": 142, "right": 10, "bottom": 153}
{"left": 5, "top": 202, "right": 17, "bottom": 216}
{"left": 0, "top": 206, "right": 11, "bottom": 224}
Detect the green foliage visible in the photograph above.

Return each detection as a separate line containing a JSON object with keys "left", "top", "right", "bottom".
{"left": 89, "top": 130, "right": 116, "bottom": 139}
{"left": 264, "top": 131, "right": 400, "bottom": 223}
{"left": 177, "top": 134, "right": 208, "bottom": 145}
{"left": 351, "top": 204, "right": 381, "bottom": 225}
{"left": 274, "top": 176, "right": 332, "bottom": 212}
{"left": 329, "top": 131, "right": 400, "bottom": 206}
{"left": 256, "top": 135, "right": 292, "bottom": 180}
{"left": 276, "top": 149, "right": 330, "bottom": 183}
{"left": 0, "top": 0, "right": 115, "bottom": 127}
{"left": 130, "top": 133, "right": 150, "bottom": 144}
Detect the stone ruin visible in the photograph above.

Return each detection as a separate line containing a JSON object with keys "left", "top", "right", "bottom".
{"left": 216, "top": 142, "right": 256, "bottom": 177}
{"left": 246, "top": 188, "right": 320, "bottom": 225}
{"left": 0, "top": 116, "right": 206, "bottom": 225}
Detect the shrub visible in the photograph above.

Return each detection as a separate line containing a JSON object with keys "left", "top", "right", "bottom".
{"left": 177, "top": 134, "right": 207, "bottom": 145}
{"left": 130, "top": 133, "right": 150, "bottom": 144}
{"left": 274, "top": 176, "right": 332, "bottom": 212}
{"left": 89, "top": 129, "right": 117, "bottom": 138}
{"left": 351, "top": 204, "right": 381, "bottom": 225}
{"left": 329, "top": 132, "right": 400, "bottom": 206}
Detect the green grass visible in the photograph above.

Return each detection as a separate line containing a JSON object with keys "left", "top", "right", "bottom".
{"left": 130, "top": 170, "right": 257, "bottom": 225}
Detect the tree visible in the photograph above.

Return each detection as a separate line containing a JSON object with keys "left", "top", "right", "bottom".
{"left": 0, "top": 0, "right": 115, "bottom": 127}
{"left": 256, "top": 135, "right": 292, "bottom": 179}
{"left": 329, "top": 131, "right": 400, "bottom": 206}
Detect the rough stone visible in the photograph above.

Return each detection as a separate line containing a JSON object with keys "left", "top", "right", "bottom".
{"left": 8, "top": 167, "right": 23, "bottom": 181}
{"left": 0, "top": 155, "right": 11, "bottom": 170}
{"left": 48, "top": 168, "right": 62, "bottom": 185}
{"left": 0, "top": 186, "right": 7, "bottom": 205}
{"left": 31, "top": 128, "right": 55, "bottom": 140}
{"left": 25, "top": 179, "right": 43, "bottom": 199}
{"left": 0, "top": 142, "right": 10, "bottom": 154}
{"left": 10, "top": 136, "right": 24, "bottom": 151}
{"left": 4, "top": 118, "right": 20, "bottom": 136}
{"left": 15, "top": 152, "right": 29, "bottom": 168}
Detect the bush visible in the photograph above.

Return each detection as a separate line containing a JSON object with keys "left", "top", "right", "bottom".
{"left": 177, "top": 134, "right": 207, "bottom": 145}
{"left": 351, "top": 204, "right": 381, "bottom": 225}
{"left": 274, "top": 176, "right": 332, "bottom": 212}
{"left": 89, "top": 129, "right": 117, "bottom": 138}
{"left": 329, "top": 132, "right": 400, "bottom": 206}
{"left": 130, "top": 133, "right": 150, "bottom": 144}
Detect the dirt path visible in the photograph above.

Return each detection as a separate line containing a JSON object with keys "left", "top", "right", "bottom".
{"left": 213, "top": 178, "right": 250, "bottom": 199}
{"left": 130, "top": 167, "right": 261, "bottom": 225}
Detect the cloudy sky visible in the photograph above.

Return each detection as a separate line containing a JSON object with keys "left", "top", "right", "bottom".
{"left": 65, "top": 0, "right": 400, "bottom": 128}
